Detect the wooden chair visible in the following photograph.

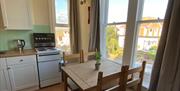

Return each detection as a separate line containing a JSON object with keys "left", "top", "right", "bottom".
{"left": 62, "top": 50, "right": 84, "bottom": 64}
{"left": 96, "top": 65, "right": 129, "bottom": 91}
{"left": 126, "top": 61, "right": 146, "bottom": 91}
{"left": 83, "top": 48, "right": 98, "bottom": 61}
{"left": 96, "top": 61, "right": 146, "bottom": 91}
{"left": 84, "top": 51, "right": 96, "bottom": 60}
{"left": 62, "top": 50, "right": 84, "bottom": 91}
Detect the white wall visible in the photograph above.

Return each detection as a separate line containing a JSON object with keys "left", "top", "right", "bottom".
{"left": 31, "top": 0, "right": 50, "bottom": 25}
{"left": 78, "top": 0, "right": 91, "bottom": 58}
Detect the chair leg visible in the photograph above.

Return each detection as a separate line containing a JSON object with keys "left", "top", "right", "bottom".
{"left": 62, "top": 71, "right": 64, "bottom": 82}
{"left": 137, "top": 84, "right": 141, "bottom": 91}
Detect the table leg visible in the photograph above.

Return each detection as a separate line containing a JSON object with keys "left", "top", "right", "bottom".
{"left": 63, "top": 71, "right": 68, "bottom": 91}
{"left": 62, "top": 71, "right": 64, "bottom": 82}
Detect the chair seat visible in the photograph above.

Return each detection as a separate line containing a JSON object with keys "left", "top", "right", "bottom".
{"left": 67, "top": 78, "right": 80, "bottom": 91}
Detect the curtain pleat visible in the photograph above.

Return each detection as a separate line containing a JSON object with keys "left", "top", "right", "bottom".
{"left": 88, "top": 0, "right": 100, "bottom": 52}
{"left": 69, "top": 0, "right": 81, "bottom": 53}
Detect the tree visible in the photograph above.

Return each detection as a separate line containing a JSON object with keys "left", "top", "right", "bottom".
{"left": 106, "top": 25, "right": 123, "bottom": 59}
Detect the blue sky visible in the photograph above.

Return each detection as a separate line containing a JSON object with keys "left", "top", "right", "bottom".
{"left": 55, "top": 0, "right": 67, "bottom": 13}
{"left": 55, "top": 0, "right": 68, "bottom": 24}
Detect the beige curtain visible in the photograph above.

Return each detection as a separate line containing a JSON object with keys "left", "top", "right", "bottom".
{"left": 149, "top": 0, "right": 180, "bottom": 91}
{"left": 69, "top": 0, "right": 81, "bottom": 53}
{"left": 88, "top": 0, "right": 100, "bottom": 52}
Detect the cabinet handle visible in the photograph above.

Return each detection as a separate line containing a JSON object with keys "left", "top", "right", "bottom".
{"left": 20, "top": 59, "right": 24, "bottom": 62}
{"left": 7, "top": 67, "right": 11, "bottom": 70}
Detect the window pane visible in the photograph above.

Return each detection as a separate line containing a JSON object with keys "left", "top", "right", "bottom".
{"left": 142, "top": 0, "right": 168, "bottom": 20}
{"left": 108, "top": 0, "right": 129, "bottom": 23}
{"left": 55, "top": 27, "right": 71, "bottom": 53}
{"left": 135, "top": 22, "right": 163, "bottom": 87}
{"left": 106, "top": 24, "right": 126, "bottom": 63}
{"left": 55, "top": 0, "right": 69, "bottom": 24}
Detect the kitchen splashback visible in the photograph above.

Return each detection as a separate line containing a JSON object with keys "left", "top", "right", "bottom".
{"left": 0, "top": 25, "right": 50, "bottom": 51}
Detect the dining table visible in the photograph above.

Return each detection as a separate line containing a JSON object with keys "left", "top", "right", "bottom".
{"left": 62, "top": 59, "right": 123, "bottom": 91}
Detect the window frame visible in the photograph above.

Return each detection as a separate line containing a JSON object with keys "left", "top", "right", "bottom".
{"left": 105, "top": 0, "right": 129, "bottom": 61}
{"left": 107, "top": 22, "right": 127, "bottom": 25}
{"left": 55, "top": 0, "right": 69, "bottom": 27}
{"left": 101, "top": 0, "right": 168, "bottom": 88}
{"left": 133, "top": 12, "right": 166, "bottom": 88}
{"left": 133, "top": 0, "right": 166, "bottom": 66}
{"left": 48, "top": 0, "right": 71, "bottom": 53}
{"left": 48, "top": 0, "right": 69, "bottom": 32}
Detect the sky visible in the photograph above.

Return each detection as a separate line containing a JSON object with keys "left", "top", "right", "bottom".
{"left": 55, "top": 0, "right": 169, "bottom": 24}
{"left": 108, "top": 0, "right": 169, "bottom": 23}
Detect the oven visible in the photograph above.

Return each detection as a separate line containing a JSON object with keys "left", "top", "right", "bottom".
{"left": 33, "top": 33, "right": 62, "bottom": 88}
{"left": 37, "top": 52, "right": 62, "bottom": 88}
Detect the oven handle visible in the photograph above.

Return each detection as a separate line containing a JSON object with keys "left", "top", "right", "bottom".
{"left": 38, "top": 59, "right": 60, "bottom": 63}
{"left": 38, "top": 53, "right": 60, "bottom": 56}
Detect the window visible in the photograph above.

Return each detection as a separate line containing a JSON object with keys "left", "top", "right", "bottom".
{"left": 106, "top": 0, "right": 129, "bottom": 63}
{"left": 102, "top": 0, "right": 169, "bottom": 88}
{"left": 55, "top": 0, "right": 69, "bottom": 25}
{"left": 135, "top": 0, "right": 168, "bottom": 87}
{"left": 54, "top": 0, "right": 71, "bottom": 53}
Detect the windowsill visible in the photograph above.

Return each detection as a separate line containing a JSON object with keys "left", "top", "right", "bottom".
{"left": 142, "top": 73, "right": 150, "bottom": 89}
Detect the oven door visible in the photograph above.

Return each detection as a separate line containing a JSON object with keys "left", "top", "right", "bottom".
{"left": 38, "top": 59, "right": 62, "bottom": 88}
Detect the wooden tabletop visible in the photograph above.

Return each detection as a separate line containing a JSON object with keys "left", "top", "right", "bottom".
{"left": 62, "top": 59, "right": 122, "bottom": 90}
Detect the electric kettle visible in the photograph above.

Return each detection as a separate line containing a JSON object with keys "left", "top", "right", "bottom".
{"left": 15, "top": 39, "right": 25, "bottom": 53}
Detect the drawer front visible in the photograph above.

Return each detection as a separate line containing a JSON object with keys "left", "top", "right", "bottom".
{"left": 6, "top": 55, "right": 36, "bottom": 66}
{"left": 38, "top": 54, "right": 60, "bottom": 62}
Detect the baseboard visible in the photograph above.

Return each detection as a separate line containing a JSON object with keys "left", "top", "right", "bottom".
{"left": 18, "top": 86, "right": 39, "bottom": 91}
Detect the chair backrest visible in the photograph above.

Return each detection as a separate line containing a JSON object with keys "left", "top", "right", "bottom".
{"left": 62, "top": 50, "right": 84, "bottom": 65}
{"left": 127, "top": 61, "right": 146, "bottom": 91}
{"left": 96, "top": 65, "right": 129, "bottom": 91}
{"left": 84, "top": 51, "right": 96, "bottom": 60}
{"left": 84, "top": 48, "right": 98, "bottom": 60}
{"left": 96, "top": 61, "right": 146, "bottom": 91}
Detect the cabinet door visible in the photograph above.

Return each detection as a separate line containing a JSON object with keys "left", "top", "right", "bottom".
{"left": 0, "top": 58, "right": 11, "bottom": 91}
{"left": 8, "top": 63, "right": 38, "bottom": 91}
{"left": 0, "top": 69, "right": 11, "bottom": 91}
{"left": 0, "top": 0, "right": 32, "bottom": 30}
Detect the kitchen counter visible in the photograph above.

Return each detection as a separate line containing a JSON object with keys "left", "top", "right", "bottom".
{"left": 0, "top": 49, "right": 36, "bottom": 58}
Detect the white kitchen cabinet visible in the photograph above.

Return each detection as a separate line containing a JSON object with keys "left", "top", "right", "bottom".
{"left": 6, "top": 55, "right": 39, "bottom": 91}
{"left": 0, "top": 58, "right": 11, "bottom": 91}
{"left": 0, "top": 0, "right": 32, "bottom": 30}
